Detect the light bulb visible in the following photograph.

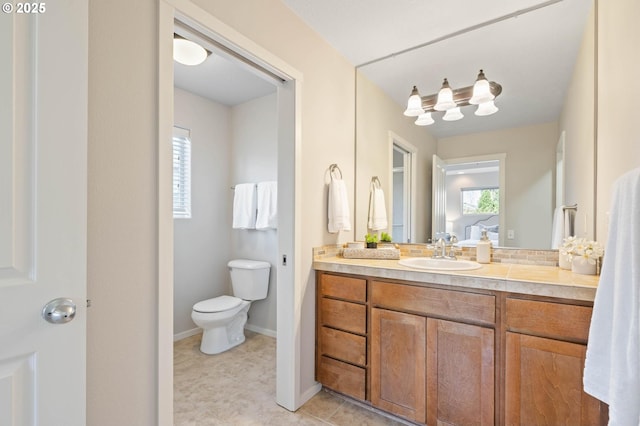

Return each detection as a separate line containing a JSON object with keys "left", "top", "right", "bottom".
{"left": 415, "top": 112, "right": 434, "bottom": 126}
{"left": 434, "top": 78, "right": 457, "bottom": 111}
{"left": 173, "top": 36, "right": 208, "bottom": 66}
{"left": 443, "top": 107, "right": 464, "bottom": 121}
{"left": 403, "top": 86, "right": 425, "bottom": 117}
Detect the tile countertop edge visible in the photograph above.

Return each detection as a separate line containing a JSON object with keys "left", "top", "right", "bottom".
{"left": 313, "top": 257, "right": 599, "bottom": 302}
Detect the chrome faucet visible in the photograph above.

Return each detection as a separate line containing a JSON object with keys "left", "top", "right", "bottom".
{"left": 432, "top": 238, "right": 446, "bottom": 259}
{"left": 447, "top": 235, "right": 458, "bottom": 259}
{"left": 431, "top": 236, "right": 458, "bottom": 260}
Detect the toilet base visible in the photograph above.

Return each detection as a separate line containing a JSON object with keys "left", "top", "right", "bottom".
{"left": 199, "top": 304, "right": 250, "bottom": 355}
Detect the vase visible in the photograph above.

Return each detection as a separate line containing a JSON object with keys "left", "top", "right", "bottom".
{"left": 571, "top": 257, "right": 597, "bottom": 275}
{"left": 558, "top": 253, "right": 572, "bottom": 270}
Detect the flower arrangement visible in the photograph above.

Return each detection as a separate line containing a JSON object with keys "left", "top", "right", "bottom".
{"left": 560, "top": 236, "right": 604, "bottom": 264}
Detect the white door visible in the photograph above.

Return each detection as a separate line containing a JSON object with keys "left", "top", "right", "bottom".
{"left": 0, "top": 3, "right": 87, "bottom": 425}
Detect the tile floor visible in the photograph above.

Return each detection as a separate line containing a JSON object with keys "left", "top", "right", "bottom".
{"left": 174, "top": 331, "right": 410, "bottom": 425}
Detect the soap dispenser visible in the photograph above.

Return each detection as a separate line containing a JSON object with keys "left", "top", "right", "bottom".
{"left": 476, "top": 229, "right": 492, "bottom": 264}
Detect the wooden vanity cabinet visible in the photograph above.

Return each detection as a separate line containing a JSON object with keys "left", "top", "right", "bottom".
{"left": 370, "top": 280, "right": 496, "bottom": 425}
{"left": 316, "top": 273, "right": 368, "bottom": 400}
{"left": 504, "top": 297, "right": 606, "bottom": 426}
{"left": 315, "top": 272, "right": 607, "bottom": 425}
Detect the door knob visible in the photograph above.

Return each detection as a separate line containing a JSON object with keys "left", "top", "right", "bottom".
{"left": 42, "top": 298, "right": 77, "bottom": 324}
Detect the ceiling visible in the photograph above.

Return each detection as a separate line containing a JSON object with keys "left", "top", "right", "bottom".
{"left": 175, "top": 0, "right": 592, "bottom": 138}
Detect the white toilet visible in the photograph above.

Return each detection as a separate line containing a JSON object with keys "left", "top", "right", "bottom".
{"left": 191, "top": 259, "right": 271, "bottom": 355}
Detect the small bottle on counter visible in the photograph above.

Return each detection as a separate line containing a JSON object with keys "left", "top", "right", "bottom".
{"left": 476, "top": 229, "right": 492, "bottom": 264}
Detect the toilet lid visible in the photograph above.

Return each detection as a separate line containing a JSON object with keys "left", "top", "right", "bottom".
{"left": 193, "top": 295, "right": 242, "bottom": 313}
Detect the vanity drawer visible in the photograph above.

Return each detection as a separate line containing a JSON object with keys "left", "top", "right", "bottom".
{"left": 319, "top": 273, "right": 367, "bottom": 303}
{"left": 319, "top": 326, "right": 366, "bottom": 366}
{"left": 506, "top": 298, "right": 592, "bottom": 343}
{"left": 371, "top": 281, "right": 495, "bottom": 325}
{"left": 317, "top": 355, "right": 366, "bottom": 400}
{"left": 320, "top": 298, "right": 366, "bottom": 334}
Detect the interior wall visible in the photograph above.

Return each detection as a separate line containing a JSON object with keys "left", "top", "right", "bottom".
{"left": 173, "top": 88, "right": 232, "bottom": 337}
{"left": 230, "top": 92, "right": 278, "bottom": 335}
{"left": 446, "top": 172, "right": 499, "bottom": 239}
{"left": 596, "top": 0, "right": 640, "bottom": 243}
{"left": 438, "top": 121, "right": 558, "bottom": 248}
{"left": 87, "top": 0, "right": 158, "bottom": 423}
{"left": 559, "top": 3, "right": 595, "bottom": 240}
{"left": 356, "top": 71, "right": 437, "bottom": 242}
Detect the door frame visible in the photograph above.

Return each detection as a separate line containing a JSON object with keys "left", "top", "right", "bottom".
{"left": 389, "top": 132, "right": 417, "bottom": 243}
{"left": 158, "top": 1, "right": 303, "bottom": 423}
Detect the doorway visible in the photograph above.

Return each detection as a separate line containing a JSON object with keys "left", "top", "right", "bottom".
{"left": 390, "top": 133, "right": 417, "bottom": 243}
{"left": 158, "top": 2, "right": 304, "bottom": 423}
{"left": 432, "top": 153, "right": 506, "bottom": 246}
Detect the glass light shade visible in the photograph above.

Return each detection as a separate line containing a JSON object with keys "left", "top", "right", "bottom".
{"left": 443, "top": 107, "right": 464, "bottom": 121}
{"left": 415, "top": 112, "right": 434, "bottom": 126}
{"left": 434, "top": 79, "right": 457, "bottom": 111}
{"left": 403, "top": 86, "right": 425, "bottom": 117}
{"left": 173, "top": 37, "right": 209, "bottom": 66}
{"left": 475, "top": 100, "right": 499, "bottom": 116}
{"left": 469, "top": 70, "right": 495, "bottom": 105}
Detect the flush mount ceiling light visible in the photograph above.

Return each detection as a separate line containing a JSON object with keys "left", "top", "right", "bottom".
{"left": 403, "top": 70, "right": 502, "bottom": 126}
{"left": 173, "top": 34, "right": 210, "bottom": 66}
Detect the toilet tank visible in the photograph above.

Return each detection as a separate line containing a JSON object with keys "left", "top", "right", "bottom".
{"left": 228, "top": 259, "right": 271, "bottom": 301}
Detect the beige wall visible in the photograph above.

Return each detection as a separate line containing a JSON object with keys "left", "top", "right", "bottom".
{"left": 596, "top": 0, "right": 640, "bottom": 243}
{"left": 438, "top": 122, "right": 558, "bottom": 248}
{"left": 87, "top": 0, "right": 158, "bottom": 424}
{"left": 356, "top": 72, "right": 437, "bottom": 242}
{"left": 559, "top": 3, "right": 596, "bottom": 239}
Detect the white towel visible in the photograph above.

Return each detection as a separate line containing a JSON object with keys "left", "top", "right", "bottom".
{"left": 327, "top": 179, "right": 351, "bottom": 233}
{"left": 256, "top": 181, "right": 277, "bottom": 230}
{"left": 584, "top": 167, "right": 640, "bottom": 425}
{"left": 367, "top": 186, "right": 388, "bottom": 231}
{"left": 232, "top": 183, "right": 257, "bottom": 229}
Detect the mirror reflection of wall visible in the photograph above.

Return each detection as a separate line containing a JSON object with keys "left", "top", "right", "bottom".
{"left": 355, "top": 0, "right": 596, "bottom": 248}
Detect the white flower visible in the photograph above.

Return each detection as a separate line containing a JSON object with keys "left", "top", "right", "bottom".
{"left": 561, "top": 237, "right": 604, "bottom": 264}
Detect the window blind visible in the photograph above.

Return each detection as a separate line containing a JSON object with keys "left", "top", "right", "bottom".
{"left": 172, "top": 133, "right": 191, "bottom": 219}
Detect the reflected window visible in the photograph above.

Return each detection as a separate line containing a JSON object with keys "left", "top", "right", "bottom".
{"left": 462, "top": 187, "right": 499, "bottom": 215}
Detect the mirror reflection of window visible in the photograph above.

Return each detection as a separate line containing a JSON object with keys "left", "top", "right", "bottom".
{"left": 462, "top": 187, "right": 499, "bottom": 215}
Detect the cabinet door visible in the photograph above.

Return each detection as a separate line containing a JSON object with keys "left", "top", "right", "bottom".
{"left": 505, "top": 332, "right": 604, "bottom": 426}
{"left": 426, "top": 318, "right": 495, "bottom": 426}
{"left": 371, "top": 308, "right": 426, "bottom": 423}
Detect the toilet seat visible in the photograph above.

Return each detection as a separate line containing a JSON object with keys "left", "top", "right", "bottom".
{"left": 193, "top": 295, "right": 242, "bottom": 313}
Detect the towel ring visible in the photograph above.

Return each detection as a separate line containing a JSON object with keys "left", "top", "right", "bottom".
{"left": 371, "top": 176, "right": 381, "bottom": 188}
{"left": 329, "top": 164, "right": 342, "bottom": 180}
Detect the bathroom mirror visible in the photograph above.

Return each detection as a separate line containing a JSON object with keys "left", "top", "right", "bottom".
{"left": 354, "top": 0, "right": 596, "bottom": 248}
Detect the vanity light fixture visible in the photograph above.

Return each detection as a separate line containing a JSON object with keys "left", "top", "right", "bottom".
{"left": 404, "top": 69, "right": 502, "bottom": 126}
{"left": 173, "top": 34, "right": 210, "bottom": 66}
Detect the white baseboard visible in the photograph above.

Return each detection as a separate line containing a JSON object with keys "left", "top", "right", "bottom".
{"left": 245, "top": 323, "right": 277, "bottom": 338}
{"left": 173, "top": 327, "right": 201, "bottom": 342}
{"left": 174, "top": 324, "right": 276, "bottom": 341}
{"left": 298, "top": 382, "right": 322, "bottom": 409}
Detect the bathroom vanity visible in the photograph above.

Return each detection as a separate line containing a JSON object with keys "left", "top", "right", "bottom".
{"left": 314, "top": 253, "right": 608, "bottom": 426}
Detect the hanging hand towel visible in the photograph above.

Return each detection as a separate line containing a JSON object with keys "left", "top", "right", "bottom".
{"left": 328, "top": 178, "right": 351, "bottom": 233}
{"left": 367, "top": 179, "right": 388, "bottom": 231}
{"left": 583, "top": 167, "right": 640, "bottom": 425}
{"left": 256, "top": 181, "right": 277, "bottom": 230}
{"left": 232, "top": 183, "right": 257, "bottom": 229}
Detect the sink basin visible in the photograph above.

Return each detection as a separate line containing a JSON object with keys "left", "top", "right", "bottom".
{"left": 398, "top": 257, "right": 482, "bottom": 271}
